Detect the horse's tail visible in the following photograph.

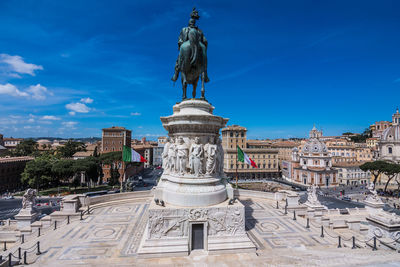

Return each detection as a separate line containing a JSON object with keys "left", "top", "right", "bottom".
{"left": 189, "top": 29, "right": 198, "bottom": 66}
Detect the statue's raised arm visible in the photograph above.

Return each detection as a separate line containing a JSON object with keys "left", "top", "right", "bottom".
{"left": 172, "top": 7, "right": 209, "bottom": 100}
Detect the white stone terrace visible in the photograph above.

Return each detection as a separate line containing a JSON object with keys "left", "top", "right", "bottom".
{"left": 1, "top": 190, "right": 400, "bottom": 266}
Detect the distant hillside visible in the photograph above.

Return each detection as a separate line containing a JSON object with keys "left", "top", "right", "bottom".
{"left": 28, "top": 137, "right": 101, "bottom": 143}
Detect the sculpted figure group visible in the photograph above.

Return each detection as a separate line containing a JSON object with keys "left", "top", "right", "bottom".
{"left": 162, "top": 136, "right": 224, "bottom": 177}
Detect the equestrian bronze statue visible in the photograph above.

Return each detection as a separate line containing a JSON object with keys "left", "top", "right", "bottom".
{"left": 172, "top": 8, "right": 209, "bottom": 100}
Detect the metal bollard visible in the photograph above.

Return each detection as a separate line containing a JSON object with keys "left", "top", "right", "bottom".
{"left": 21, "top": 234, "right": 24, "bottom": 244}
{"left": 276, "top": 201, "right": 279, "bottom": 209}
{"left": 36, "top": 241, "right": 41, "bottom": 255}
{"left": 3, "top": 241, "right": 6, "bottom": 251}
{"left": 306, "top": 218, "right": 310, "bottom": 228}
{"left": 38, "top": 227, "right": 41, "bottom": 237}
{"left": 372, "top": 236, "right": 377, "bottom": 251}
{"left": 67, "top": 215, "right": 70, "bottom": 225}
{"left": 284, "top": 204, "right": 288, "bottom": 215}
{"left": 338, "top": 236, "right": 342, "bottom": 248}
{"left": 352, "top": 236, "right": 356, "bottom": 249}
{"left": 80, "top": 211, "right": 83, "bottom": 220}
{"left": 54, "top": 221, "right": 57, "bottom": 230}
{"left": 8, "top": 253, "right": 11, "bottom": 267}
{"left": 87, "top": 205, "right": 90, "bottom": 215}
{"left": 320, "top": 225, "right": 324, "bottom": 238}
{"left": 293, "top": 210, "right": 296, "bottom": 221}
{"left": 18, "top": 247, "right": 21, "bottom": 259}
{"left": 24, "top": 251, "right": 27, "bottom": 265}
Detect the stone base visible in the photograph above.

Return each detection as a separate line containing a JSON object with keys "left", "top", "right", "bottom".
{"left": 14, "top": 210, "right": 39, "bottom": 230}
{"left": 137, "top": 199, "right": 256, "bottom": 258}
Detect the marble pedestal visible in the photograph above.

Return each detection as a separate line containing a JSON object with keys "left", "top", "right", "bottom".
{"left": 141, "top": 98, "right": 255, "bottom": 257}
{"left": 365, "top": 199, "right": 400, "bottom": 249}
{"left": 14, "top": 209, "right": 39, "bottom": 230}
{"left": 137, "top": 199, "right": 255, "bottom": 258}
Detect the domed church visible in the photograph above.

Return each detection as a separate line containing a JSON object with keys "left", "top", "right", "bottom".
{"left": 379, "top": 108, "right": 400, "bottom": 162}
{"left": 289, "top": 126, "right": 338, "bottom": 187}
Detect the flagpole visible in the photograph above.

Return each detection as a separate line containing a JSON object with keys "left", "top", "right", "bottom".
{"left": 236, "top": 134, "right": 238, "bottom": 189}
{"left": 235, "top": 159, "right": 238, "bottom": 189}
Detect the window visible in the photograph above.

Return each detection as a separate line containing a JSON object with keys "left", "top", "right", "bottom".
{"left": 389, "top": 147, "right": 393, "bottom": 154}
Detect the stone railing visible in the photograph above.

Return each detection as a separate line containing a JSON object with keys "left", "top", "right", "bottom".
{"left": 87, "top": 191, "right": 153, "bottom": 206}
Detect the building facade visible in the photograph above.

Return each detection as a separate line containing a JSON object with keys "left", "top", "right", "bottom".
{"left": 221, "top": 125, "right": 280, "bottom": 180}
{"left": 0, "top": 156, "right": 33, "bottom": 193}
{"left": 4, "top": 138, "right": 23, "bottom": 150}
{"left": 370, "top": 121, "right": 391, "bottom": 138}
{"left": 284, "top": 126, "right": 338, "bottom": 187}
{"left": 333, "top": 162, "right": 371, "bottom": 186}
{"left": 101, "top": 126, "right": 138, "bottom": 183}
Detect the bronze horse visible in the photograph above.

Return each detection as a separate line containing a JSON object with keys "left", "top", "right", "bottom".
{"left": 177, "top": 27, "right": 207, "bottom": 100}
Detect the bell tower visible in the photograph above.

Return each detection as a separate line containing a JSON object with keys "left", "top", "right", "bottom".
{"left": 392, "top": 108, "right": 400, "bottom": 126}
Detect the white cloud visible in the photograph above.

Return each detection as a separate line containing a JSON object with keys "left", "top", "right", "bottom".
{"left": 28, "top": 118, "right": 35, "bottom": 123}
{"left": 80, "top": 97, "right": 93, "bottom": 104}
{"left": 0, "top": 83, "right": 51, "bottom": 100}
{"left": 0, "top": 54, "right": 43, "bottom": 76}
{"left": 0, "top": 83, "right": 29, "bottom": 97}
{"left": 62, "top": 121, "right": 78, "bottom": 128}
{"left": 130, "top": 112, "right": 141, "bottom": 116}
{"left": 27, "top": 84, "right": 51, "bottom": 100}
{"left": 69, "top": 111, "right": 76, "bottom": 116}
{"left": 66, "top": 102, "right": 90, "bottom": 113}
{"left": 41, "top": 115, "right": 60, "bottom": 120}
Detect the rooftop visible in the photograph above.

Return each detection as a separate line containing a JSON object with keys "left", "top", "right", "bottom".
{"left": 0, "top": 156, "right": 34, "bottom": 163}
{"left": 222, "top": 125, "right": 247, "bottom": 131}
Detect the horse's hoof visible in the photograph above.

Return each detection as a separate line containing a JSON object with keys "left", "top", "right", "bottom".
{"left": 171, "top": 73, "right": 179, "bottom": 82}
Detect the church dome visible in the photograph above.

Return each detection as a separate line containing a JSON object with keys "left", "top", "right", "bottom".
{"left": 301, "top": 138, "right": 328, "bottom": 153}
{"left": 381, "top": 125, "right": 400, "bottom": 141}
{"left": 381, "top": 109, "right": 400, "bottom": 142}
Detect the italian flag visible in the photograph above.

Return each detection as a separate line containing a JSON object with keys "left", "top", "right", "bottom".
{"left": 237, "top": 145, "right": 258, "bottom": 168}
{"left": 122, "top": 146, "right": 147, "bottom": 162}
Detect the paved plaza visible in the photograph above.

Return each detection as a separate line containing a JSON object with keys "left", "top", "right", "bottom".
{"left": 5, "top": 195, "right": 395, "bottom": 266}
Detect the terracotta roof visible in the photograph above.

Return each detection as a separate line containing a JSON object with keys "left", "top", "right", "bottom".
{"left": 332, "top": 161, "right": 370, "bottom": 168}
{"left": 3, "top": 138, "right": 23, "bottom": 141}
{"left": 73, "top": 151, "right": 93, "bottom": 157}
{"left": 0, "top": 156, "right": 33, "bottom": 163}
{"left": 222, "top": 125, "right": 247, "bottom": 131}
{"left": 271, "top": 141, "right": 299, "bottom": 148}
{"left": 102, "top": 126, "right": 130, "bottom": 131}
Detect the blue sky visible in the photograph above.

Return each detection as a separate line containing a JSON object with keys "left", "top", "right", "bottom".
{"left": 1, "top": 0, "right": 400, "bottom": 139}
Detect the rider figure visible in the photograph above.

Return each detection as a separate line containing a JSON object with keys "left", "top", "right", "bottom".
{"left": 172, "top": 8, "right": 210, "bottom": 83}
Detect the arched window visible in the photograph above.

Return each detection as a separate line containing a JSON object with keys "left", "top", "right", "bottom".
{"left": 388, "top": 147, "right": 393, "bottom": 154}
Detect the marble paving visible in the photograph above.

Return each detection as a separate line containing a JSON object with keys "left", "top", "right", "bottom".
{"left": 28, "top": 197, "right": 400, "bottom": 266}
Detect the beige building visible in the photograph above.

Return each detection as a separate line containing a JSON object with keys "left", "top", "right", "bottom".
{"left": 333, "top": 162, "right": 371, "bottom": 186}
{"left": 271, "top": 141, "right": 300, "bottom": 168}
{"left": 370, "top": 121, "right": 391, "bottom": 138}
{"left": 221, "top": 125, "right": 279, "bottom": 180}
{"left": 3, "top": 138, "right": 23, "bottom": 150}
{"left": 366, "top": 137, "right": 378, "bottom": 148}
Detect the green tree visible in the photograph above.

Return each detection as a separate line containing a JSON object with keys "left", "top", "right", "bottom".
{"left": 72, "top": 157, "right": 101, "bottom": 189}
{"left": 93, "top": 146, "right": 99, "bottom": 157}
{"left": 21, "top": 154, "right": 55, "bottom": 192}
{"left": 109, "top": 164, "right": 120, "bottom": 186}
{"left": 14, "top": 139, "right": 38, "bottom": 156}
{"left": 51, "top": 159, "right": 75, "bottom": 185}
{"left": 382, "top": 162, "right": 400, "bottom": 193}
{"left": 56, "top": 140, "right": 86, "bottom": 158}
{"left": 360, "top": 161, "right": 389, "bottom": 187}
